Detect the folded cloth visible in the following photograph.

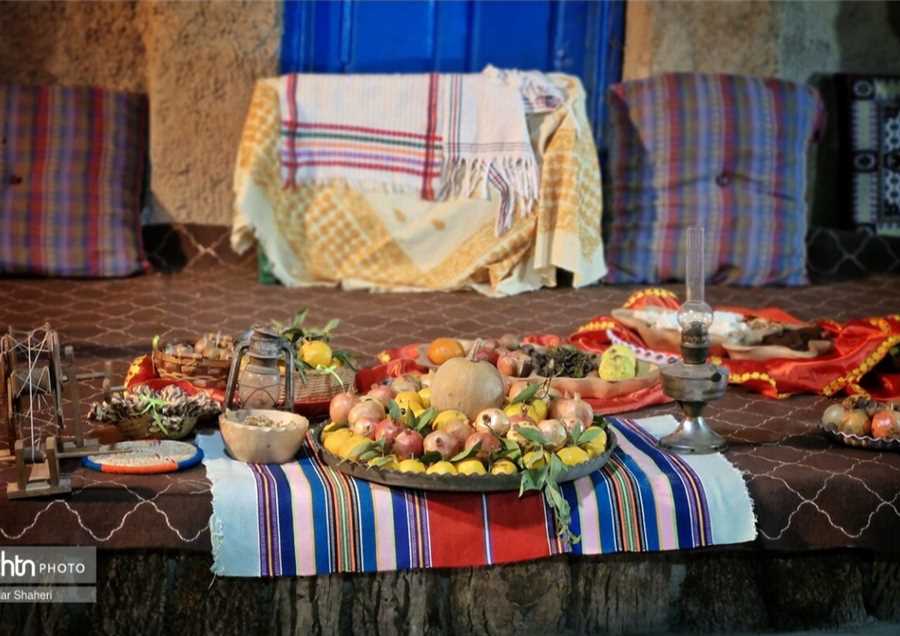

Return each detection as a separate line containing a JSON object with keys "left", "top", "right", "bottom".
{"left": 198, "top": 415, "right": 755, "bottom": 577}
{"left": 277, "top": 71, "right": 538, "bottom": 234}
{"left": 482, "top": 64, "right": 566, "bottom": 113}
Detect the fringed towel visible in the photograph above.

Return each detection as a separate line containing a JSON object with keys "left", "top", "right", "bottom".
{"left": 483, "top": 65, "right": 566, "bottom": 113}
{"left": 277, "top": 71, "right": 539, "bottom": 234}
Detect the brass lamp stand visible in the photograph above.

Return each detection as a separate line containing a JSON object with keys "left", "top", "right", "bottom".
{"left": 658, "top": 227, "right": 729, "bottom": 454}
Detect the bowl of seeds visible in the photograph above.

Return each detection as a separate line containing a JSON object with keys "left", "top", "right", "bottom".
{"left": 219, "top": 409, "right": 309, "bottom": 464}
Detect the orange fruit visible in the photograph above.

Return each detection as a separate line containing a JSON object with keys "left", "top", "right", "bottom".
{"left": 427, "top": 338, "right": 465, "bottom": 365}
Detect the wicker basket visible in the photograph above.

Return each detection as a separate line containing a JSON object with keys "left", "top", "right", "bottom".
{"left": 290, "top": 365, "right": 356, "bottom": 403}
{"left": 152, "top": 349, "right": 232, "bottom": 389}
{"left": 114, "top": 413, "right": 199, "bottom": 441}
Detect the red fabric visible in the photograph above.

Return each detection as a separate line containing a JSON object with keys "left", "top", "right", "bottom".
{"left": 570, "top": 289, "right": 900, "bottom": 400}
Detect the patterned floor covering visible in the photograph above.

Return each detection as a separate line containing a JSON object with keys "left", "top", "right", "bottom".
{"left": 1, "top": 257, "right": 899, "bottom": 553}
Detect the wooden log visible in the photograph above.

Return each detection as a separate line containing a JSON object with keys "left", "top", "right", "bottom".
{"left": 1, "top": 550, "right": 899, "bottom": 635}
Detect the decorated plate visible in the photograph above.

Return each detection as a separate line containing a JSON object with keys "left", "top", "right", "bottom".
{"left": 82, "top": 440, "right": 204, "bottom": 474}
{"left": 819, "top": 421, "right": 900, "bottom": 452}
{"left": 611, "top": 308, "right": 832, "bottom": 361}
{"left": 309, "top": 423, "right": 617, "bottom": 492}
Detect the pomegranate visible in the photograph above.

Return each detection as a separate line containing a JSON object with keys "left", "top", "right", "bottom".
{"left": 509, "top": 413, "right": 536, "bottom": 427}
{"left": 840, "top": 409, "right": 870, "bottom": 436}
{"left": 373, "top": 418, "right": 404, "bottom": 450}
{"left": 350, "top": 417, "right": 378, "bottom": 439}
{"left": 329, "top": 392, "right": 358, "bottom": 425}
{"left": 423, "top": 430, "right": 460, "bottom": 460}
{"left": 550, "top": 395, "right": 592, "bottom": 429}
{"left": 393, "top": 430, "right": 424, "bottom": 460}
{"left": 390, "top": 375, "right": 421, "bottom": 393}
{"left": 537, "top": 419, "right": 567, "bottom": 450}
{"left": 442, "top": 419, "right": 474, "bottom": 447}
{"left": 348, "top": 399, "right": 385, "bottom": 427}
{"left": 871, "top": 410, "right": 896, "bottom": 439}
{"left": 464, "top": 431, "right": 501, "bottom": 461}
{"left": 367, "top": 385, "right": 395, "bottom": 407}
{"left": 474, "top": 408, "right": 511, "bottom": 436}
{"left": 560, "top": 416, "right": 584, "bottom": 435}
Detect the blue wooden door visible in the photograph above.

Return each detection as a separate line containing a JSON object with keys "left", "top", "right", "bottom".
{"left": 280, "top": 0, "right": 624, "bottom": 149}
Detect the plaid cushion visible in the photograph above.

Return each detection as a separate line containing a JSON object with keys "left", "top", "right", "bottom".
{"left": 604, "top": 73, "right": 824, "bottom": 286}
{"left": 0, "top": 84, "right": 148, "bottom": 277}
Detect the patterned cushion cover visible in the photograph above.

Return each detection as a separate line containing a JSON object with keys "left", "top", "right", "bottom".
{"left": 0, "top": 84, "right": 148, "bottom": 277}
{"left": 604, "top": 73, "right": 824, "bottom": 286}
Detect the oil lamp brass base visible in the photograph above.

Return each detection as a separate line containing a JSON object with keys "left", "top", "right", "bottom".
{"left": 659, "top": 361, "right": 729, "bottom": 455}
{"left": 658, "top": 414, "right": 727, "bottom": 454}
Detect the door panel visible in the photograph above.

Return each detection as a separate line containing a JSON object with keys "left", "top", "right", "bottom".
{"left": 281, "top": 0, "right": 624, "bottom": 148}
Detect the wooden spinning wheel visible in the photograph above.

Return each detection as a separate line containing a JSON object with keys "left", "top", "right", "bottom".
{"left": 1, "top": 324, "right": 123, "bottom": 499}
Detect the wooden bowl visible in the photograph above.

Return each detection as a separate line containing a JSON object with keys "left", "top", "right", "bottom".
{"left": 219, "top": 409, "right": 309, "bottom": 464}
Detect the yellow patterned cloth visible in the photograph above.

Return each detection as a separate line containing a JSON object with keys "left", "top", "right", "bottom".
{"left": 231, "top": 74, "right": 605, "bottom": 296}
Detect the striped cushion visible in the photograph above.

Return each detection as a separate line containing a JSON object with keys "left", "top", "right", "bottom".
{"left": 604, "top": 74, "right": 824, "bottom": 286}
{"left": 0, "top": 85, "right": 148, "bottom": 277}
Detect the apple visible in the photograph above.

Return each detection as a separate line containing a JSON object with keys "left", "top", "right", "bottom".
{"left": 393, "top": 430, "right": 424, "bottom": 460}
{"left": 373, "top": 418, "right": 404, "bottom": 450}
{"left": 350, "top": 417, "right": 378, "bottom": 439}
{"left": 464, "top": 431, "right": 501, "bottom": 461}
{"left": 423, "top": 430, "right": 460, "bottom": 460}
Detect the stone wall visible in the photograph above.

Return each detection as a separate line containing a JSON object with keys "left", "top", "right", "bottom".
{"left": 624, "top": 0, "right": 900, "bottom": 82}
{"left": 0, "top": 0, "right": 280, "bottom": 226}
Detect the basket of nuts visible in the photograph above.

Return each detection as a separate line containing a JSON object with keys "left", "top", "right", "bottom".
{"left": 152, "top": 333, "right": 234, "bottom": 389}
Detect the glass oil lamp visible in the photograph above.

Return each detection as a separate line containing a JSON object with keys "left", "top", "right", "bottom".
{"left": 658, "top": 226, "right": 729, "bottom": 454}
{"left": 223, "top": 326, "right": 295, "bottom": 411}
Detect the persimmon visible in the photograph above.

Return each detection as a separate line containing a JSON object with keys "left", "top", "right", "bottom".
{"left": 427, "top": 337, "right": 465, "bottom": 364}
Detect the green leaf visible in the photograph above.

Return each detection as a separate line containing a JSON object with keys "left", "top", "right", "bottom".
{"left": 518, "top": 468, "right": 542, "bottom": 496}
{"left": 450, "top": 441, "right": 480, "bottom": 463}
{"left": 516, "top": 425, "right": 547, "bottom": 447}
{"left": 292, "top": 309, "right": 309, "bottom": 328}
{"left": 548, "top": 453, "right": 566, "bottom": 480}
{"left": 414, "top": 407, "right": 437, "bottom": 433}
{"left": 332, "top": 350, "right": 357, "bottom": 371}
{"left": 568, "top": 420, "right": 584, "bottom": 444}
{"left": 322, "top": 318, "right": 340, "bottom": 334}
{"left": 358, "top": 449, "right": 380, "bottom": 462}
{"left": 367, "top": 455, "right": 396, "bottom": 469}
{"left": 592, "top": 414, "right": 608, "bottom": 429}
{"left": 388, "top": 399, "right": 402, "bottom": 422}
{"left": 511, "top": 382, "right": 541, "bottom": 405}
{"left": 419, "top": 451, "right": 443, "bottom": 465}
{"left": 577, "top": 427, "right": 603, "bottom": 446}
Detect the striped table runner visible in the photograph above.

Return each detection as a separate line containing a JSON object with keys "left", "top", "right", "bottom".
{"left": 198, "top": 416, "right": 755, "bottom": 577}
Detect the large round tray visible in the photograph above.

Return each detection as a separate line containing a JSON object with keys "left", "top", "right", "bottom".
{"left": 819, "top": 421, "right": 900, "bottom": 452}
{"left": 310, "top": 424, "right": 618, "bottom": 492}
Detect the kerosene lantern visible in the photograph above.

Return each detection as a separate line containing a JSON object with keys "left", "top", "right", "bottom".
{"left": 223, "top": 326, "right": 295, "bottom": 410}
{"left": 658, "top": 227, "right": 729, "bottom": 454}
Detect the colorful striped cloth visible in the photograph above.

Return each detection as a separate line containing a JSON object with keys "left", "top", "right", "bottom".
{"left": 198, "top": 415, "right": 755, "bottom": 577}
{"left": 0, "top": 84, "right": 148, "bottom": 277}
{"left": 604, "top": 73, "right": 825, "bottom": 286}
{"left": 277, "top": 71, "right": 538, "bottom": 234}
